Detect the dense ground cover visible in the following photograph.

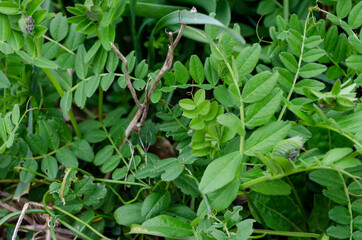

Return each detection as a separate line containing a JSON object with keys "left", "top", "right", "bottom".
{"left": 0, "top": 0, "right": 361, "bottom": 239}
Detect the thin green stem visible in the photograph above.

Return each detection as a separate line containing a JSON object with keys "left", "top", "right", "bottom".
{"left": 98, "top": 87, "right": 103, "bottom": 123}
{"left": 283, "top": 0, "right": 289, "bottom": 22}
{"left": 23, "top": 143, "right": 72, "bottom": 160}
{"left": 338, "top": 172, "right": 353, "bottom": 240}
{"left": 3, "top": 89, "right": 6, "bottom": 115}
{"left": 278, "top": 11, "right": 310, "bottom": 121}
{"left": 209, "top": 41, "right": 245, "bottom": 153}
{"left": 49, "top": 216, "right": 58, "bottom": 240}
{"left": 94, "top": 178, "right": 150, "bottom": 188}
{"left": 52, "top": 205, "right": 111, "bottom": 240}
{"left": 0, "top": 209, "right": 47, "bottom": 226}
{"left": 42, "top": 191, "right": 93, "bottom": 240}
{"left": 43, "top": 35, "right": 74, "bottom": 54}
{"left": 42, "top": 68, "right": 82, "bottom": 139}
{"left": 253, "top": 229, "right": 319, "bottom": 238}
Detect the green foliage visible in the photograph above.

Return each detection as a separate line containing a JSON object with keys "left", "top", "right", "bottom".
{"left": 0, "top": 0, "right": 361, "bottom": 239}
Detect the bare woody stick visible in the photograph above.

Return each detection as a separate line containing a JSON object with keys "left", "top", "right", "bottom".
{"left": 110, "top": 23, "right": 186, "bottom": 149}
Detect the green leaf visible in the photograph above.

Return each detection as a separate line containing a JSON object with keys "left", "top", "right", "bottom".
{"left": 232, "top": 219, "right": 255, "bottom": 240}
{"left": 250, "top": 180, "right": 291, "bottom": 195}
{"left": 287, "top": 29, "right": 303, "bottom": 57}
{"left": 174, "top": 61, "right": 189, "bottom": 84}
{"left": 197, "top": 178, "right": 239, "bottom": 217}
{"left": 41, "top": 156, "right": 58, "bottom": 180}
{"left": 323, "top": 188, "right": 348, "bottom": 205}
{"left": 136, "top": 215, "right": 193, "bottom": 238}
{"left": 346, "top": 55, "right": 362, "bottom": 72}
{"left": 83, "top": 184, "right": 107, "bottom": 209}
{"left": 190, "top": 116, "right": 205, "bottom": 130}
{"left": 236, "top": 43, "right": 261, "bottom": 78}
{"left": 299, "top": 63, "right": 327, "bottom": 78}
{"left": 175, "top": 176, "right": 199, "bottom": 198}
{"left": 83, "top": 129, "right": 107, "bottom": 143}
{"left": 242, "top": 71, "right": 279, "bottom": 103}
{"left": 48, "top": 69, "right": 72, "bottom": 90}
{"left": 74, "top": 81, "right": 86, "bottom": 108}
{"left": 141, "top": 191, "right": 171, "bottom": 219}
{"left": 0, "top": 71, "right": 10, "bottom": 89}
{"left": 11, "top": 104, "right": 20, "bottom": 125}
{"left": 93, "top": 145, "right": 114, "bottom": 166}
{"left": 153, "top": 158, "right": 183, "bottom": 181}
{"left": 56, "top": 148, "right": 78, "bottom": 168}
{"left": 101, "top": 24, "right": 115, "bottom": 51}
{"left": 245, "top": 88, "right": 283, "bottom": 127}
{"left": 0, "top": 2, "right": 19, "bottom": 14}
{"left": 71, "top": 140, "right": 94, "bottom": 162}
{"left": 199, "top": 151, "right": 242, "bottom": 194}
{"left": 92, "top": 48, "right": 108, "bottom": 74}
{"left": 0, "top": 14, "right": 11, "bottom": 41}
{"left": 101, "top": 73, "right": 115, "bottom": 91}
{"left": 135, "top": 60, "right": 148, "bottom": 79}
{"left": 27, "top": 0, "right": 43, "bottom": 15}
{"left": 329, "top": 206, "right": 351, "bottom": 225}
{"left": 100, "top": 155, "right": 120, "bottom": 173}
{"left": 26, "top": 133, "right": 48, "bottom": 155}
{"left": 84, "top": 40, "right": 101, "bottom": 63}
{"left": 309, "top": 169, "right": 344, "bottom": 188}
{"left": 189, "top": 55, "right": 204, "bottom": 84}
{"left": 294, "top": 79, "right": 325, "bottom": 95}
{"left": 214, "top": 85, "right": 234, "bottom": 107}
{"left": 151, "top": 10, "right": 244, "bottom": 51}
{"left": 303, "top": 49, "right": 326, "bottom": 63}
{"left": 85, "top": 75, "right": 100, "bottom": 97}
{"left": 179, "top": 99, "right": 196, "bottom": 110}
{"left": 322, "top": 148, "right": 353, "bottom": 165}
{"left": 39, "top": 120, "right": 59, "bottom": 150}
{"left": 348, "top": 1, "right": 362, "bottom": 29}
{"left": 204, "top": 57, "right": 219, "bottom": 85}
{"left": 65, "top": 24, "right": 85, "bottom": 51}
{"left": 121, "top": 51, "right": 136, "bottom": 74}
{"left": 74, "top": 175, "right": 94, "bottom": 197}
{"left": 20, "top": 159, "right": 38, "bottom": 183}
{"left": 115, "top": 203, "right": 144, "bottom": 226}
{"left": 279, "top": 52, "right": 298, "bottom": 73}
{"left": 326, "top": 225, "right": 351, "bottom": 239}
{"left": 217, "top": 113, "right": 245, "bottom": 136}
{"left": 75, "top": 45, "right": 88, "bottom": 79}
{"left": 33, "top": 58, "right": 58, "bottom": 69}
{"left": 304, "top": 36, "right": 323, "bottom": 49}
{"left": 60, "top": 92, "right": 72, "bottom": 120}
{"left": 197, "top": 100, "right": 210, "bottom": 115}
{"left": 50, "top": 13, "right": 69, "bottom": 41}
{"left": 244, "top": 121, "right": 291, "bottom": 156}
{"left": 324, "top": 26, "right": 338, "bottom": 53}
{"left": 106, "top": 49, "right": 119, "bottom": 73}
{"left": 248, "top": 192, "right": 305, "bottom": 231}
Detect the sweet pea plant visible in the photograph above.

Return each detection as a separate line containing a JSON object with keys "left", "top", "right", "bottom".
{"left": 0, "top": 0, "right": 361, "bottom": 239}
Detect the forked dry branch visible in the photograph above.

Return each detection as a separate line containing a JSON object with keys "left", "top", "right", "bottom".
{"left": 110, "top": 23, "right": 186, "bottom": 149}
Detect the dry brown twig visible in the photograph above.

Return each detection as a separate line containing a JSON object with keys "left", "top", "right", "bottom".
{"left": 110, "top": 23, "right": 186, "bottom": 150}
